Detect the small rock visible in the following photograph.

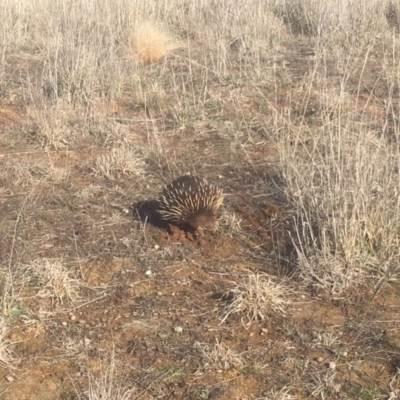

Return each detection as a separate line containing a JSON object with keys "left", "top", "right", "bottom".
{"left": 174, "top": 326, "right": 183, "bottom": 333}
{"left": 329, "top": 362, "right": 336, "bottom": 369}
{"left": 79, "top": 319, "right": 86, "bottom": 325}
{"left": 317, "top": 357, "right": 324, "bottom": 362}
{"left": 84, "top": 337, "right": 91, "bottom": 346}
{"left": 5, "top": 375, "right": 14, "bottom": 382}
{"left": 62, "top": 321, "right": 68, "bottom": 326}
{"left": 343, "top": 351, "right": 348, "bottom": 357}
{"left": 154, "top": 244, "right": 160, "bottom": 250}
{"left": 70, "top": 315, "right": 76, "bottom": 321}
{"left": 145, "top": 270, "right": 152, "bottom": 277}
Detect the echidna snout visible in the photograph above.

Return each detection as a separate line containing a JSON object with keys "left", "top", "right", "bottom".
{"left": 158, "top": 175, "right": 224, "bottom": 230}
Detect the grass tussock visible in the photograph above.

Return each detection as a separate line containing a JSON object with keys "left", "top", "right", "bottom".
{"left": 26, "top": 104, "right": 80, "bottom": 150}
{"left": 79, "top": 354, "right": 137, "bottom": 400}
{"left": 221, "top": 272, "right": 292, "bottom": 326}
{"left": 90, "top": 147, "right": 146, "bottom": 180}
{"left": 24, "top": 259, "right": 82, "bottom": 305}
{"left": 194, "top": 339, "right": 244, "bottom": 371}
{"left": 133, "top": 21, "right": 179, "bottom": 63}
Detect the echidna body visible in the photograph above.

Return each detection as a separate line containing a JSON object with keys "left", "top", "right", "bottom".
{"left": 158, "top": 175, "right": 224, "bottom": 230}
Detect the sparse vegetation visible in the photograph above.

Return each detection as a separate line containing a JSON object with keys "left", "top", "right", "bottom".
{"left": 0, "top": 0, "right": 400, "bottom": 398}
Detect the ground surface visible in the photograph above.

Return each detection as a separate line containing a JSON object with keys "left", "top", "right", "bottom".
{"left": 1, "top": 2, "right": 400, "bottom": 399}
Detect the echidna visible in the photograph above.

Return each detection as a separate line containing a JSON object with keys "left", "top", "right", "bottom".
{"left": 158, "top": 175, "right": 224, "bottom": 230}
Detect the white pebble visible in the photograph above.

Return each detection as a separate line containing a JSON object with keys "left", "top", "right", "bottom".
{"left": 61, "top": 321, "right": 68, "bottom": 326}
{"left": 154, "top": 244, "right": 160, "bottom": 250}
{"left": 5, "top": 375, "right": 14, "bottom": 382}
{"left": 70, "top": 315, "right": 76, "bottom": 321}
{"left": 174, "top": 326, "right": 183, "bottom": 333}
{"left": 145, "top": 270, "right": 152, "bottom": 277}
{"left": 329, "top": 362, "right": 336, "bottom": 370}
{"left": 343, "top": 351, "right": 348, "bottom": 357}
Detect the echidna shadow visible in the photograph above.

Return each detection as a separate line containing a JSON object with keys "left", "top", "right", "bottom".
{"left": 130, "top": 199, "right": 170, "bottom": 230}
{"left": 131, "top": 175, "right": 224, "bottom": 233}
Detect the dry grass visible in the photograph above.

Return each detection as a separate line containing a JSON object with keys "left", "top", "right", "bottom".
{"left": 77, "top": 353, "right": 137, "bottom": 400}
{"left": 221, "top": 273, "right": 292, "bottom": 326}
{"left": 277, "top": 119, "right": 400, "bottom": 293}
{"left": 26, "top": 104, "right": 80, "bottom": 150}
{"left": 194, "top": 339, "right": 244, "bottom": 371}
{"left": 274, "top": 0, "right": 390, "bottom": 45}
{"left": 219, "top": 210, "right": 243, "bottom": 237}
{"left": 0, "top": 159, "right": 49, "bottom": 188}
{"left": 23, "top": 259, "right": 82, "bottom": 305}
{"left": 133, "top": 21, "right": 179, "bottom": 63}
{"left": 0, "top": 318, "right": 17, "bottom": 369}
{"left": 90, "top": 147, "right": 146, "bottom": 180}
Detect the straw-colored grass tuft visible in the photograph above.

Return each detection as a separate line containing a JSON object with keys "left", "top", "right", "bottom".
{"left": 133, "top": 21, "right": 179, "bottom": 63}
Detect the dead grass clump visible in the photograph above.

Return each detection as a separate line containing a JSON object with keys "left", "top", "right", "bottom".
{"left": 26, "top": 104, "right": 79, "bottom": 151}
{"left": 220, "top": 272, "right": 291, "bottom": 326}
{"left": 90, "top": 147, "right": 146, "bottom": 180}
{"left": 78, "top": 354, "right": 137, "bottom": 400}
{"left": 24, "top": 259, "right": 81, "bottom": 305}
{"left": 133, "top": 21, "right": 179, "bottom": 63}
{"left": 194, "top": 339, "right": 243, "bottom": 371}
{"left": 0, "top": 159, "right": 49, "bottom": 188}
{"left": 0, "top": 318, "right": 17, "bottom": 369}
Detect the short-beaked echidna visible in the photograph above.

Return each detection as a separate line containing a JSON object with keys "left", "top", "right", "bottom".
{"left": 158, "top": 175, "right": 224, "bottom": 230}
